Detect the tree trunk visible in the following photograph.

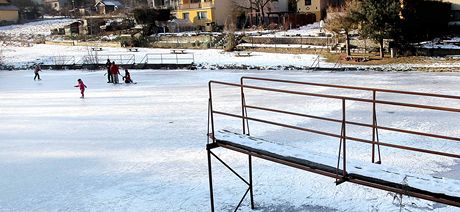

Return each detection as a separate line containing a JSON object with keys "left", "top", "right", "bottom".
{"left": 379, "top": 39, "right": 384, "bottom": 58}
{"left": 249, "top": 5, "right": 253, "bottom": 26}
{"left": 345, "top": 33, "right": 351, "bottom": 57}
{"left": 260, "top": 4, "right": 265, "bottom": 26}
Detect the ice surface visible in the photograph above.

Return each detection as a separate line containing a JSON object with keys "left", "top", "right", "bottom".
{"left": 1, "top": 70, "right": 460, "bottom": 211}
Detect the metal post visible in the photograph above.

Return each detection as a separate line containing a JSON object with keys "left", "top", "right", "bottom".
{"left": 372, "top": 90, "right": 376, "bottom": 163}
{"left": 207, "top": 149, "right": 215, "bottom": 212}
{"left": 208, "top": 82, "right": 215, "bottom": 140}
{"left": 176, "top": 53, "right": 178, "bottom": 64}
{"left": 241, "top": 78, "right": 246, "bottom": 135}
{"left": 249, "top": 155, "right": 254, "bottom": 209}
{"left": 160, "top": 54, "right": 163, "bottom": 64}
{"left": 342, "top": 99, "right": 346, "bottom": 176}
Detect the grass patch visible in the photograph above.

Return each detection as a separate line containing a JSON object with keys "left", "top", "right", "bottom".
{"left": 242, "top": 47, "right": 459, "bottom": 66}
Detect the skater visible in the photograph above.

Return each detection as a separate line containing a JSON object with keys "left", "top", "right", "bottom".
{"left": 110, "top": 61, "right": 120, "bottom": 84}
{"left": 122, "top": 69, "right": 133, "bottom": 84}
{"left": 106, "top": 59, "right": 113, "bottom": 83}
{"left": 74, "top": 79, "right": 87, "bottom": 98}
{"left": 33, "top": 64, "right": 41, "bottom": 81}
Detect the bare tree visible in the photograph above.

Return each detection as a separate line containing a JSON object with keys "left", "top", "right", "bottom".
{"left": 233, "top": 0, "right": 272, "bottom": 26}
{"left": 325, "top": 0, "right": 359, "bottom": 57}
{"left": 256, "top": 0, "right": 271, "bottom": 25}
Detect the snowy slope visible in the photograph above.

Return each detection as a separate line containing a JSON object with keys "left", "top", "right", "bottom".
{"left": 0, "top": 18, "right": 76, "bottom": 37}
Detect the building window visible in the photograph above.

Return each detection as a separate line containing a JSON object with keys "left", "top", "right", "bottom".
{"left": 454, "top": 11, "right": 460, "bottom": 21}
{"left": 183, "top": 13, "right": 189, "bottom": 20}
{"left": 197, "top": 11, "right": 207, "bottom": 20}
{"left": 305, "top": 0, "right": 311, "bottom": 5}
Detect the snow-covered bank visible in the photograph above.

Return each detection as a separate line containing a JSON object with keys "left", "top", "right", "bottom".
{"left": 3, "top": 44, "right": 460, "bottom": 71}
{"left": 0, "top": 70, "right": 459, "bottom": 211}
{"left": 0, "top": 44, "right": 333, "bottom": 69}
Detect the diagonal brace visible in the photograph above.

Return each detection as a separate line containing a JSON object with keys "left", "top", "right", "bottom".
{"left": 210, "top": 151, "right": 250, "bottom": 186}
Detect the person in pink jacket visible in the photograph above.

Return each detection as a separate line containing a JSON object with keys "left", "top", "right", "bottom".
{"left": 74, "top": 79, "right": 87, "bottom": 98}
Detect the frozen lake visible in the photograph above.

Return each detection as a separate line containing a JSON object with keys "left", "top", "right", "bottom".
{"left": 0, "top": 69, "right": 459, "bottom": 211}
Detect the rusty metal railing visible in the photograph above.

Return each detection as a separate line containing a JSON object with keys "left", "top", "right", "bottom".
{"left": 208, "top": 76, "right": 460, "bottom": 172}
{"left": 206, "top": 76, "right": 460, "bottom": 209}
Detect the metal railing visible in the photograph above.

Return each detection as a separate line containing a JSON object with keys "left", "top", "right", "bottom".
{"left": 206, "top": 76, "right": 460, "bottom": 209}
{"left": 139, "top": 53, "right": 194, "bottom": 64}
{"left": 310, "top": 55, "right": 320, "bottom": 70}
{"left": 81, "top": 54, "right": 136, "bottom": 65}
{"left": 209, "top": 77, "right": 460, "bottom": 177}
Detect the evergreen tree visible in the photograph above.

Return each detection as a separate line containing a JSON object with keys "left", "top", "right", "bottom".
{"left": 400, "top": 0, "right": 451, "bottom": 43}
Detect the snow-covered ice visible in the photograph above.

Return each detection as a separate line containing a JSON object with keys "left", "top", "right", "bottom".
{"left": 1, "top": 69, "right": 460, "bottom": 211}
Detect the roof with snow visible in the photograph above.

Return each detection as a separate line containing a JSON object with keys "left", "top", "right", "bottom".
{"left": 95, "top": 0, "right": 123, "bottom": 7}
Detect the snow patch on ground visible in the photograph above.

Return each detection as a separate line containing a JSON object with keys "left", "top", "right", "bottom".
{"left": 261, "top": 22, "right": 332, "bottom": 38}
{"left": 0, "top": 18, "right": 76, "bottom": 37}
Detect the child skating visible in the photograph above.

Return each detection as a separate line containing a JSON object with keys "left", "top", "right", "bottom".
{"left": 74, "top": 79, "right": 87, "bottom": 98}
{"left": 122, "top": 69, "right": 134, "bottom": 84}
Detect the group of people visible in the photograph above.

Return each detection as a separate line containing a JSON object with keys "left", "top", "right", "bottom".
{"left": 105, "top": 59, "right": 134, "bottom": 84}
{"left": 33, "top": 59, "right": 135, "bottom": 99}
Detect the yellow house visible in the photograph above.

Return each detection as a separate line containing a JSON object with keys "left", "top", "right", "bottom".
{"left": 297, "top": 0, "right": 329, "bottom": 22}
{"left": 0, "top": 0, "right": 19, "bottom": 23}
{"left": 175, "top": 0, "right": 233, "bottom": 27}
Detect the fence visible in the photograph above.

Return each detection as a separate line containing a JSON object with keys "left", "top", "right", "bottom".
{"left": 45, "top": 53, "right": 194, "bottom": 66}
{"left": 82, "top": 54, "right": 136, "bottom": 65}
{"left": 139, "top": 53, "right": 195, "bottom": 64}
{"left": 206, "top": 76, "right": 460, "bottom": 209}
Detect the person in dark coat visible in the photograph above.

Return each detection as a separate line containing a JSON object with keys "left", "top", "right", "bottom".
{"left": 34, "top": 64, "right": 41, "bottom": 81}
{"left": 106, "top": 59, "right": 113, "bottom": 83}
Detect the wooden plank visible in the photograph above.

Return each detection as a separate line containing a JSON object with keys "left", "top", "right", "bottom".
{"left": 214, "top": 130, "right": 460, "bottom": 206}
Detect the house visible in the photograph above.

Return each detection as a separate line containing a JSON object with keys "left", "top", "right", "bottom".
{"left": 149, "top": 0, "right": 179, "bottom": 9}
{"left": 64, "top": 20, "right": 87, "bottom": 35}
{"left": 297, "top": 0, "right": 343, "bottom": 22}
{"left": 94, "top": 0, "right": 123, "bottom": 15}
{"left": 246, "top": 0, "right": 290, "bottom": 26}
{"left": 175, "top": 0, "right": 289, "bottom": 28}
{"left": 175, "top": 0, "right": 223, "bottom": 28}
{"left": 0, "top": 0, "right": 19, "bottom": 24}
